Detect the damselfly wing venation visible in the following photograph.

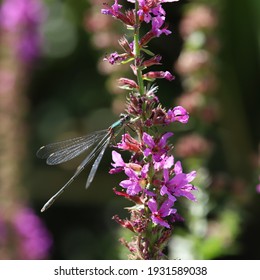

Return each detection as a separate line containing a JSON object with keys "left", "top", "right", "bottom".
{"left": 37, "top": 115, "right": 130, "bottom": 212}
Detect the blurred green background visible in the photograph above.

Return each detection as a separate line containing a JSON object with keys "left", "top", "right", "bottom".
{"left": 0, "top": 0, "right": 260, "bottom": 259}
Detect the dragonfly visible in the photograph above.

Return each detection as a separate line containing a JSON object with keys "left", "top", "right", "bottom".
{"left": 37, "top": 114, "right": 131, "bottom": 212}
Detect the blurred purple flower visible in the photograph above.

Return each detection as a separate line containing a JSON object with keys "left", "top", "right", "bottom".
{"left": 0, "top": 217, "right": 7, "bottom": 245}
{"left": 256, "top": 176, "right": 260, "bottom": 193}
{"left": 0, "top": 0, "right": 43, "bottom": 28}
{"left": 13, "top": 207, "right": 52, "bottom": 259}
{"left": 0, "top": 0, "right": 46, "bottom": 62}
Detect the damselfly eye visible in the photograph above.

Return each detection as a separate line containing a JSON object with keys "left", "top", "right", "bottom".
{"left": 119, "top": 113, "right": 130, "bottom": 122}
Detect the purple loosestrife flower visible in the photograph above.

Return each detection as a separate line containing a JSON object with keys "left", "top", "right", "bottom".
{"left": 151, "top": 16, "right": 171, "bottom": 37}
{"left": 110, "top": 150, "right": 143, "bottom": 174}
{"left": 116, "top": 133, "right": 141, "bottom": 152}
{"left": 161, "top": 161, "right": 197, "bottom": 202}
{"left": 137, "top": 0, "right": 154, "bottom": 23}
{"left": 154, "top": 154, "right": 174, "bottom": 171}
{"left": 102, "top": 0, "right": 122, "bottom": 15}
{"left": 101, "top": 0, "right": 135, "bottom": 26}
{"left": 127, "top": 0, "right": 179, "bottom": 23}
{"left": 120, "top": 164, "right": 150, "bottom": 196}
{"left": 143, "top": 132, "right": 173, "bottom": 162}
{"left": 110, "top": 150, "right": 127, "bottom": 174}
{"left": 102, "top": 0, "right": 197, "bottom": 259}
{"left": 148, "top": 198, "right": 177, "bottom": 228}
{"left": 104, "top": 52, "right": 129, "bottom": 65}
{"left": 166, "top": 106, "right": 189, "bottom": 123}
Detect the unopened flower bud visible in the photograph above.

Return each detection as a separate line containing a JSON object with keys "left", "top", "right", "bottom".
{"left": 143, "top": 71, "right": 175, "bottom": 81}
{"left": 118, "top": 36, "right": 133, "bottom": 54}
{"left": 118, "top": 78, "right": 139, "bottom": 89}
{"left": 143, "top": 55, "right": 162, "bottom": 67}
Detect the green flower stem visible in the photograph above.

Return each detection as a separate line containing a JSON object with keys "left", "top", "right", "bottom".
{"left": 134, "top": 0, "right": 144, "bottom": 95}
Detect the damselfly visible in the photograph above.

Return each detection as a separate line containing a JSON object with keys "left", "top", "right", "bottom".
{"left": 37, "top": 114, "right": 130, "bottom": 212}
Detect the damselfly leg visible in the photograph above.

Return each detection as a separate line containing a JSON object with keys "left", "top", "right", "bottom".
{"left": 37, "top": 114, "right": 130, "bottom": 212}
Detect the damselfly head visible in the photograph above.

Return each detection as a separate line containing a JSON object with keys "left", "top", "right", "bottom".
{"left": 119, "top": 113, "right": 130, "bottom": 123}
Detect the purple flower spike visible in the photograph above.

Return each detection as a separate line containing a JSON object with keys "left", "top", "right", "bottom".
{"left": 100, "top": 0, "right": 196, "bottom": 259}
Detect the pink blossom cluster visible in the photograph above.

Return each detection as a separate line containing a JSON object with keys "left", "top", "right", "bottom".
{"left": 102, "top": 0, "right": 197, "bottom": 259}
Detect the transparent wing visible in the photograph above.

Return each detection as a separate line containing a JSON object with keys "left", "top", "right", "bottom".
{"left": 36, "top": 130, "right": 107, "bottom": 165}
{"left": 41, "top": 133, "right": 110, "bottom": 212}
{"left": 85, "top": 137, "right": 110, "bottom": 189}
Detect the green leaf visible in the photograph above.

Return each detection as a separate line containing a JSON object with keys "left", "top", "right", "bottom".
{"left": 143, "top": 77, "right": 155, "bottom": 82}
{"left": 141, "top": 48, "right": 155, "bottom": 56}
{"left": 121, "top": 57, "right": 135, "bottom": 64}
